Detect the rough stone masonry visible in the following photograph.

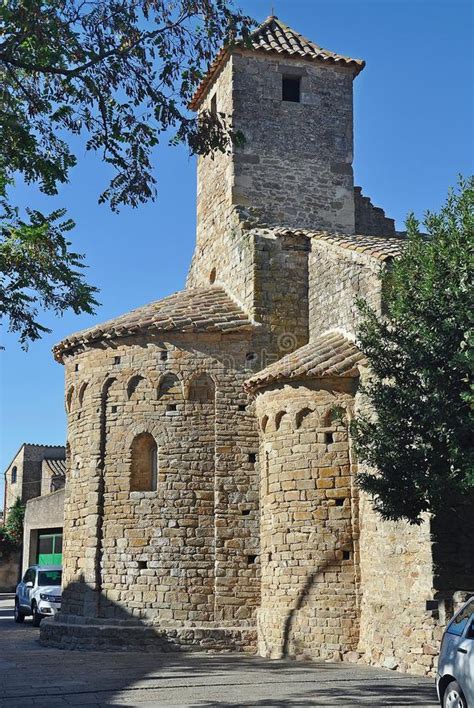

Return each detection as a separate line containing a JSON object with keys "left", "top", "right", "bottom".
{"left": 41, "top": 16, "right": 474, "bottom": 677}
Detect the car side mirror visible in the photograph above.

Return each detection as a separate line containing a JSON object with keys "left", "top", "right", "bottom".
{"left": 25, "top": 581, "right": 33, "bottom": 588}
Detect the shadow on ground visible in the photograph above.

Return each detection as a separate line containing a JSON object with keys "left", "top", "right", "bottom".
{"left": 0, "top": 592, "right": 439, "bottom": 708}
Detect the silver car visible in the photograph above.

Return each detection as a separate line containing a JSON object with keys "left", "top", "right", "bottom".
{"left": 437, "top": 597, "right": 474, "bottom": 707}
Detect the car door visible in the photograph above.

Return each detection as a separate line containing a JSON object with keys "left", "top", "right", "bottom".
{"left": 455, "top": 614, "right": 474, "bottom": 706}
{"left": 444, "top": 599, "right": 474, "bottom": 703}
{"left": 21, "top": 568, "right": 36, "bottom": 609}
{"left": 18, "top": 569, "right": 31, "bottom": 608}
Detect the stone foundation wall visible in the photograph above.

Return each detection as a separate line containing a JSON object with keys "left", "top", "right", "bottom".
{"left": 41, "top": 618, "right": 257, "bottom": 653}
{"left": 255, "top": 380, "right": 360, "bottom": 661}
{"left": 357, "top": 491, "right": 442, "bottom": 676}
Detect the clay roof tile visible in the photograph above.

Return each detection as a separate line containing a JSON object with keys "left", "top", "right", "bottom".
{"left": 244, "top": 332, "right": 366, "bottom": 393}
{"left": 251, "top": 226, "right": 406, "bottom": 262}
{"left": 190, "top": 16, "right": 365, "bottom": 110}
{"left": 53, "top": 287, "right": 256, "bottom": 363}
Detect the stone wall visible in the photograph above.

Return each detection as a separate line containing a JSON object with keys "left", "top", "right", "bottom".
{"left": 354, "top": 187, "right": 395, "bottom": 237}
{"left": 0, "top": 547, "right": 21, "bottom": 592}
{"left": 3, "top": 446, "right": 25, "bottom": 518}
{"left": 309, "top": 239, "right": 384, "bottom": 339}
{"left": 354, "top": 373, "right": 474, "bottom": 677}
{"left": 52, "top": 329, "right": 271, "bottom": 648}
{"left": 255, "top": 380, "right": 360, "bottom": 661}
{"left": 231, "top": 51, "right": 356, "bottom": 233}
{"left": 357, "top": 491, "right": 441, "bottom": 675}
{"left": 4, "top": 444, "right": 65, "bottom": 518}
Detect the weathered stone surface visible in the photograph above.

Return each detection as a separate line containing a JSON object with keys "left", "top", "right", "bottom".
{"left": 40, "top": 15, "right": 474, "bottom": 675}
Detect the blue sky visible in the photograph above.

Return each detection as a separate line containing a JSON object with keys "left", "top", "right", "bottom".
{"left": 1, "top": 0, "right": 473, "bottom": 501}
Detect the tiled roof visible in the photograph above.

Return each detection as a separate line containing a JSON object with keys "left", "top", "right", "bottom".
{"left": 244, "top": 332, "right": 366, "bottom": 392}
{"left": 44, "top": 459, "right": 66, "bottom": 476}
{"left": 190, "top": 15, "right": 365, "bottom": 109}
{"left": 253, "top": 227, "right": 406, "bottom": 262}
{"left": 54, "top": 287, "right": 255, "bottom": 362}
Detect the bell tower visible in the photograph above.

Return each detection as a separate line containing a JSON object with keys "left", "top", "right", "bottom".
{"left": 191, "top": 16, "right": 365, "bottom": 245}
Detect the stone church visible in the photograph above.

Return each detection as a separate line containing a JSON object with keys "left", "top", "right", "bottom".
{"left": 42, "top": 17, "right": 473, "bottom": 676}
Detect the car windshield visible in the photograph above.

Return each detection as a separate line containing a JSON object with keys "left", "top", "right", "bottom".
{"left": 447, "top": 599, "right": 474, "bottom": 636}
{"left": 38, "top": 570, "right": 62, "bottom": 587}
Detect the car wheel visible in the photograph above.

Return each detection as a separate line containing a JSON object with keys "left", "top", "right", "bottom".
{"left": 14, "top": 599, "right": 25, "bottom": 623}
{"left": 31, "top": 602, "right": 42, "bottom": 627}
{"left": 443, "top": 680, "right": 467, "bottom": 708}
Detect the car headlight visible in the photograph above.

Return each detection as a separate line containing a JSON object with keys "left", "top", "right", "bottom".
{"left": 40, "top": 593, "right": 56, "bottom": 601}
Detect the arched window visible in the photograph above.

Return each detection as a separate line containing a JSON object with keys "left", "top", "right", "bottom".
{"left": 11, "top": 466, "right": 17, "bottom": 484}
{"left": 130, "top": 433, "right": 158, "bottom": 492}
{"left": 295, "top": 407, "right": 313, "bottom": 429}
{"left": 188, "top": 373, "right": 215, "bottom": 403}
{"left": 158, "top": 373, "right": 182, "bottom": 412}
{"left": 66, "top": 386, "right": 74, "bottom": 413}
{"left": 127, "top": 374, "right": 145, "bottom": 400}
{"left": 275, "top": 410, "right": 288, "bottom": 431}
{"left": 78, "top": 382, "right": 88, "bottom": 407}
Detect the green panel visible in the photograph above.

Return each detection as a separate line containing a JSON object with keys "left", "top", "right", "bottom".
{"left": 37, "top": 533, "right": 63, "bottom": 566}
{"left": 38, "top": 552, "right": 62, "bottom": 566}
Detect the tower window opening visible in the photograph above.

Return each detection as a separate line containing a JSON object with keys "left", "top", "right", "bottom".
{"left": 282, "top": 76, "right": 301, "bottom": 103}
{"left": 210, "top": 93, "right": 217, "bottom": 116}
{"left": 209, "top": 267, "right": 216, "bottom": 285}
{"left": 160, "top": 350, "right": 168, "bottom": 362}
{"left": 325, "top": 432, "right": 334, "bottom": 445}
{"left": 11, "top": 466, "right": 17, "bottom": 484}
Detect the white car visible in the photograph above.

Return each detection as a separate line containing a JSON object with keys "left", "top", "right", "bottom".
{"left": 14, "top": 565, "right": 62, "bottom": 627}
{"left": 437, "top": 596, "right": 474, "bottom": 707}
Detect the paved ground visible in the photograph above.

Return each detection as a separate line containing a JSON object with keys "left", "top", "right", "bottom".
{"left": 0, "top": 594, "right": 439, "bottom": 707}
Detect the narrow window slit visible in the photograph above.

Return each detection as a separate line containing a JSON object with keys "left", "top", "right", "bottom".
{"left": 282, "top": 76, "right": 301, "bottom": 103}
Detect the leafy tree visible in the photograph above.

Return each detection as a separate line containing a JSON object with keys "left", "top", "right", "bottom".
{"left": 352, "top": 179, "right": 474, "bottom": 524}
{"left": 1, "top": 0, "right": 253, "bottom": 345}
{"left": 1, "top": 497, "right": 26, "bottom": 546}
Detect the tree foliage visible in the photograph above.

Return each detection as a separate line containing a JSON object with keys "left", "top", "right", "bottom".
{"left": 0, "top": 497, "right": 26, "bottom": 547}
{"left": 352, "top": 179, "right": 474, "bottom": 524}
{"left": 1, "top": 0, "right": 253, "bottom": 345}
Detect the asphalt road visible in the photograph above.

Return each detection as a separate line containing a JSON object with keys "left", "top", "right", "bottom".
{"left": 0, "top": 594, "right": 439, "bottom": 707}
